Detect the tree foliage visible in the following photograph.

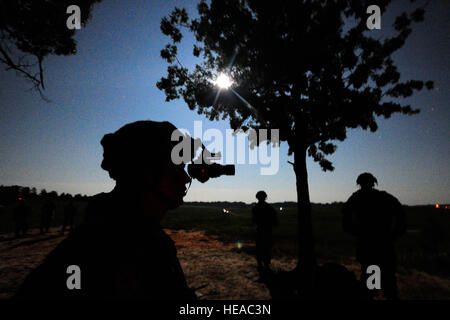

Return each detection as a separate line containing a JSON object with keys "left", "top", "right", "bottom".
{"left": 157, "top": 0, "right": 433, "bottom": 171}
{"left": 0, "top": 0, "right": 101, "bottom": 98}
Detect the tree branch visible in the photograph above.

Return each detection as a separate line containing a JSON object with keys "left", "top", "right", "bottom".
{"left": 0, "top": 43, "right": 43, "bottom": 89}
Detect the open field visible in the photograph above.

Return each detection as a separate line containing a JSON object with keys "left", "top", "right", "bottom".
{"left": 162, "top": 203, "right": 450, "bottom": 278}
{"left": 1, "top": 226, "right": 449, "bottom": 299}
{"left": 1, "top": 201, "right": 449, "bottom": 277}
{"left": 1, "top": 201, "right": 449, "bottom": 299}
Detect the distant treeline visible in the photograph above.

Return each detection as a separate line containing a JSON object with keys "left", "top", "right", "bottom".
{"left": 0, "top": 185, "right": 348, "bottom": 208}
{"left": 0, "top": 185, "right": 90, "bottom": 206}
{"left": 183, "top": 201, "right": 345, "bottom": 208}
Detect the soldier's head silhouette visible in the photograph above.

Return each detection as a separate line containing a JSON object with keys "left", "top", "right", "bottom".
{"left": 15, "top": 120, "right": 203, "bottom": 300}
{"left": 100, "top": 120, "right": 200, "bottom": 211}
{"left": 256, "top": 190, "right": 267, "bottom": 202}
{"left": 356, "top": 172, "right": 378, "bottom": 190}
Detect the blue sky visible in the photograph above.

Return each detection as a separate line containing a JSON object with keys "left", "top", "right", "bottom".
{"left": 0, "top": 0, "right": 448, "bottom": 205}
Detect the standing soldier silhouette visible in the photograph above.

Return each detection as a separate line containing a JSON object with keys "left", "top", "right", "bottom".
{"left": 61, "top": 199, "right": 77, "bottom": 234}
{"left": 40, "top": 198, "right": 55, "bottom": 234}
{"left": 342, "top": 173, "right": 406, "bottom": 300}
{"left": 13, "top": 198, "right": 32, "bottom": 237}
{"left": 252, "top": 191, "right": 278, "bottom": 273}
{"left": 15, "top": 120, "right": 207, "bottom": 299}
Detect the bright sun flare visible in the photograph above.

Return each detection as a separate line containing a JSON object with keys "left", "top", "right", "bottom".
{"left": 215, "top": 73, "right": 233, "bottom": 89}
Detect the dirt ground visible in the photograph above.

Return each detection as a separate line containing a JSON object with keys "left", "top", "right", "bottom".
{"left": 0, "top": 227, "right": 449, "bottom": 299}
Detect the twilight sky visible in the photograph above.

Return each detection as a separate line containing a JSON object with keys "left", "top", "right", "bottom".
{"left": 0, "top": 0, "right": 448, "bottom": 205}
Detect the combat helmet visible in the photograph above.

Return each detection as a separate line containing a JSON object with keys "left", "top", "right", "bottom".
{"left": 356, "top": 172, "right": 378, "bottom": 189}
{"left": 100, "top": 120, "right": 201, "bottom": 182}
{"left": 256, "top": 190, "right": 267, "bottom": 201}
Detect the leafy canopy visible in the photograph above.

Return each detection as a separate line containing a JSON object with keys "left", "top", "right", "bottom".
{"left": 158, "top": 0, "right": 433, "bottom": 171}
{"left": 0, "top": 0, "right": 101, "bottom": 97}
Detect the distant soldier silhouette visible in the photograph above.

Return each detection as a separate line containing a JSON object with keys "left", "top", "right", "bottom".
{"left": 15, "top": 120, "right": 204, "bottom": 299}
{"left": 13, "top": 198, "right": 32, "bottom": 237}
{"left": 342, "top": 173, "right": 406, "bottom": 300}
{"left": 40, "top": 198, "right": 55, "bottom": 234}
{"left": 61, "top": 200, "right": 77, "bottom": 234}
{"left": 252, "top": 191, "right": 278, "bottom": 272}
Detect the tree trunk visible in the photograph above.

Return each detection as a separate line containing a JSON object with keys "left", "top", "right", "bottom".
{"left": 293, "top": 143, "right": 317, "bottom": 290}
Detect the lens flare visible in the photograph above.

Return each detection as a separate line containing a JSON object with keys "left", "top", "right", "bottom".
{"left": 215, "top": 73, "right": 233, "bottom": 89}
{"left": 236, "top": 241, "right": 243, "bottom": 249}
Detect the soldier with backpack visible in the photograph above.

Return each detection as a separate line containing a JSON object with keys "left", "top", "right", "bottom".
{"left": 342, "top": 172, "right": 406, "bottom": 300}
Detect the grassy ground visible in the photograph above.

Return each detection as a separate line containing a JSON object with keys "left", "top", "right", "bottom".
{"left": 1, "top": 200, "right": 449, "bottom": 278}
{"left": 162, "top": 204, "right": 450, "bottom": 278}
{"left": 2, "top": 227, "right": 449, "bottom": 299}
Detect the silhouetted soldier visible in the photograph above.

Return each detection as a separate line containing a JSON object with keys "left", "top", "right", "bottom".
{"left": 13, "top": 198, "right": 32, "bottom": 237}
{"left": 61, "top": 200, "right": 77, "bottom": 234}
{"left": 342, "top": 173, "right": 406, "bottom": 300}
{"left": 15, "top": 120, "right": 202, "bottom": 299}
{"left": 40, "top": 198, "right": 55, "bottom": 234}
{"left": 252, "top": 191, "right": 278, "bottom": 273}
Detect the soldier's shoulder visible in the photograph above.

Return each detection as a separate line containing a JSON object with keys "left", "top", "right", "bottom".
{"left": 14, "top": 224, "right": 103, "bottom": 299}
{"left": 22, "top": 227, "right": 88, "bottom": 281}
{"left": 380, "top": 192, "right": 404, "bottom": 211}
{"left": 377, "top": 190, "right": 400, "bottom": 203}
{"left": 347, "top": 190, "right": 363, "bottom": 201}
{"left": 48, "top": 224, "right": 98, "bottom": 258}
{"left": 86, "top": 192, "right": 113, "bottom": 209}
{"left": 84, "top": 192, "right": 116, "bottom": 220}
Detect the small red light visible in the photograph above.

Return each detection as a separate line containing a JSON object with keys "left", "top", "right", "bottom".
{"left": 201, "top": 169, "right": 205, "bottom": 173}
{"left": 18, "top": 197, "right": 22, "bottom": 200}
